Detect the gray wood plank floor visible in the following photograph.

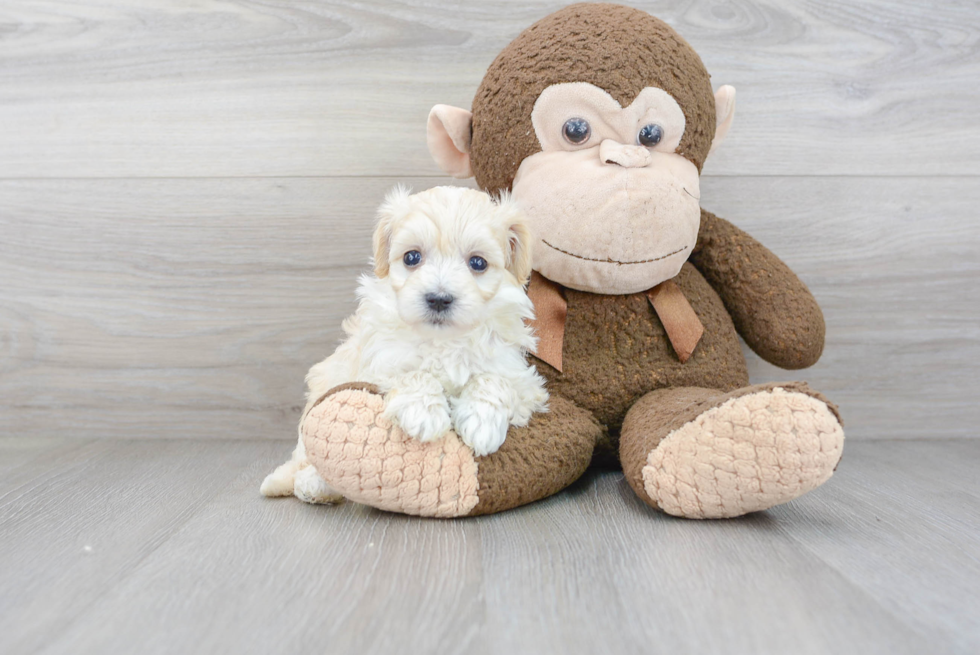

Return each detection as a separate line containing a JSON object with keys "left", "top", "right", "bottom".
{"left": 0, "top": 438, "right": 976, "bottom": 654}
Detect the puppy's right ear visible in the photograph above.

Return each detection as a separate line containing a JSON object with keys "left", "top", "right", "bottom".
{"left": 427, "top": 105, "right": 474, "bottom": 178}
{"left": 373, "top": 185, "right": 410, "bottom": 278}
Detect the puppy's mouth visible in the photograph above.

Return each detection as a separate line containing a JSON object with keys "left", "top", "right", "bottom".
{"left": 423, "top": 311, "right": 455, "bottom": 327}
{"left": 426, "top": 316, "right": 451, "bottom": 326}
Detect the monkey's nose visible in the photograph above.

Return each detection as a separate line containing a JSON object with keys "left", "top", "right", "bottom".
{"left": 600, "top": 139, "right": 651, "bottom": 168}
{"left": 425, "top": 292, "right": 454, "bottom": 313}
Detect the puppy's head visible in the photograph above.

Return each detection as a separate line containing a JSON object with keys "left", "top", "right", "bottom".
{"left": 372, "top": 185, "right": 533, "bottom": 333}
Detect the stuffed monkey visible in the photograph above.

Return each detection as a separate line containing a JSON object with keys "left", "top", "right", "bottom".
{"left": 300, "top": 3, "right": 844, "bottom": 519}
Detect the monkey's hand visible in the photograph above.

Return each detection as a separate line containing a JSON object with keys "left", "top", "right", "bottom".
{"left": 690, "top": 208, "right": 825, "bottom": 370}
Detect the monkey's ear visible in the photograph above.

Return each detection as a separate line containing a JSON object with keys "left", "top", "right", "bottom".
{"left": 709, "top": 85, "right": 736, "bottom": 155}
{"left": 427, "top": 105, "right": 474, "bottom": 178}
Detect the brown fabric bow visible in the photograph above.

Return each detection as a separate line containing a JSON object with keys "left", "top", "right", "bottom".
{"left": 526, "top": 272, "right": 704, "bottom": 372}
{"left": 644, "top": 280, "right": 705, "bottom": 363}
{"left": 526, "top": 272, "right": 568, "bottom": 372}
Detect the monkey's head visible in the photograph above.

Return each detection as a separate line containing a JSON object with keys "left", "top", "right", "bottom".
{"left": 427, "top": 3, "right": 735, "bottom": 294}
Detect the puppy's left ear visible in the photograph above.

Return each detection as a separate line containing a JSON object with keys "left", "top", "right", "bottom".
{"left": 495, "top": 194, "right": 533, "bottom": 284}
{"left": 373, "top": 185, "right": 410, "bottom": 277}
{"left": 493, "top": 193, "right": 533, "bottom": 284}
{"left": 506, "top": 220, "right": 534, "bottom": 285}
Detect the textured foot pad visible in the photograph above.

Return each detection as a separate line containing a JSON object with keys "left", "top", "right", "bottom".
{"left": 643, "top": 387, "right": 844, "bottom": 519}
{"left": 302, "top": 388, "right": 480, "bottom": 518}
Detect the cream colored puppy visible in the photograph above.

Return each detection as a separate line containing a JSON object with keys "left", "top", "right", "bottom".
{"left": 261, "top": 186, "right": 549, "bottom": 504}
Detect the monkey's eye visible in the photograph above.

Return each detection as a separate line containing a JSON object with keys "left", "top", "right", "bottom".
{"left": 562, "top": 118, "right": 591, "bottom": 145}
{"left": 403, "top": 250, "right": 422, "bottom": 267}
{"left": 638, "top": 123, "right": 664, "bottom": 147}
{"left": 468, "top": 255, "right": 488, "bottom": 272}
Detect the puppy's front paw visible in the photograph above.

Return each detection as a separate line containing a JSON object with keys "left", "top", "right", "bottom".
{"left": 384, "top": 373, "right": 453, "bottom": 443}
{"left": 453, "top": 399, "right": 509, "bottom": 457}
{"left": 389, "top": 398, "right": 452, "bottom": 443}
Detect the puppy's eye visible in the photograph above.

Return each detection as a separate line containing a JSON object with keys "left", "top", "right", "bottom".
{"left": 403, "top": 250, "right": 422, "bottom": 267}
{"left": 468, "top": 256, "right": 487, "bottom": 272}
{"left": 562, "top": 118, "right": 591, "bottom": 145}
{"left": 638, "top": 123, "right": 664, "bottom": 147}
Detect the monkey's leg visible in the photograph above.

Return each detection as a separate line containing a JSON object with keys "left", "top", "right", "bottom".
{"left": 301, "top": 384, "right": 602, "bottom": 517}
{"left": 619, "top": 383, "right": 844, "bottom": 519}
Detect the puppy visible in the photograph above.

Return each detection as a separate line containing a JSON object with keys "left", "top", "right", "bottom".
{"left": 261, "top": 186, "right": 549, "bottom": 504}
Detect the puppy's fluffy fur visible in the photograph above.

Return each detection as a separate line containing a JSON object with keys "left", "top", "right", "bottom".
{"left": 261, "top": 186, "right": 548, "bottom": 504}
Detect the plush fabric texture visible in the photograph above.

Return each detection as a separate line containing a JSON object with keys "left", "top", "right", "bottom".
{"left": 709, "top": 85, "right": 736, "bottom": 155}
{"left": 470, "top": 2, "right": 716, "bottom": 192}
{"left": 691, "top": 209, "right": 826, "bottom": 369}
{"left": 526, "top": 271, "right": 567, "bottom": 372}
{"left": 466, "top": 395, "right": 603, "bottom": 516}
{"left": 527, "top": 274, "right": 706, "bottom": 370}
{"left": 645, "top": 279, "right": 704, "bottom": 363}
{"left": 426, "top": 105, "right": 474, "bottom": 179}
{"left": 303, "top": 387, "right": 602, "bottom": 517}
{"left": 297, "top": 3, "right": 845, "bottom": 520}
{"left": 619, "top": 386, "right": 721, "bottom": 509}
{"left": 511, "top": 144, "right": 701, "bottom": 294}
{"left": 618, "top": 383, "right": 844, "bottom": 518}
{"left": 302, "top": 381, "right": 382, "bottom": 424}
{"left": 301, "top": 382, "right": 843, "bottom": 519}
{"left": 303, "top": 387, "right": 480, "bottom": 518}
{"left": 530, "top": 83, "right": 687, "bottom": 157}
{"left": 533, "top": 262, "right": 750, "bottom": 448}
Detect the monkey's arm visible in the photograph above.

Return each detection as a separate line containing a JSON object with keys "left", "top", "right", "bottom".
{"left": 689, "top": 208, "right": 825, "bottom": 370}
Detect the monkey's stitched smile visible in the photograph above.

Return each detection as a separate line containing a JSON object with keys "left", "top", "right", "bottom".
{"left": 542, "top": 240, "right": 689, "bottom": 266}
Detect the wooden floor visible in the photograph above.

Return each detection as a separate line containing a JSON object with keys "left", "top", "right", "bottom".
{"left": 1, "top": 438, "right": 977, "bottom": 654}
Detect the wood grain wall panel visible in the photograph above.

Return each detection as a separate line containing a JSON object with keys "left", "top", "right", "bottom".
{"left": 2, "top": 176, "right": 977, "bottom": 439}
{"left": 0, "top": 0, "right": 977, "bottom": 178}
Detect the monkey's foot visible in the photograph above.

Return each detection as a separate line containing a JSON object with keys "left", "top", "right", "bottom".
{"left": 302, "top": 384, "right": 480, "bottom": 518}
{"left": 620, "top": 383, "right": 844, "bottom": 519}
{"left": 302, "top": 384, "right": 600, "bottom": 517}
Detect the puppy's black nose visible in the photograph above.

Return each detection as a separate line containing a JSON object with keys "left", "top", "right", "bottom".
{"left": 425, "top": 293, "right": 454, "bottom": 313}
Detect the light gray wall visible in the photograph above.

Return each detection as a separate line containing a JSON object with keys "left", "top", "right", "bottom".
{"left": 1, "top": 0, "right": 977, "bottom": 440}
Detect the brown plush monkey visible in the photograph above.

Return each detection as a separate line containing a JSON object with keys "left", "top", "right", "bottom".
{"left": 300, "top": 3, "right": 844, "bottom": 519}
